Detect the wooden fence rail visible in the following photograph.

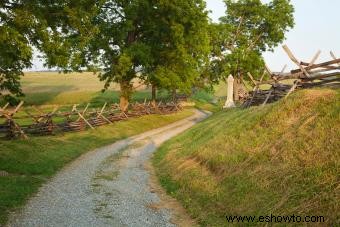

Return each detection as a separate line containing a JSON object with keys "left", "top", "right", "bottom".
{"left": 0, "top": 101, "right": 182, "bottom": 139}
{"left": 243, "top": 45, "right": 340, "bottom": 107}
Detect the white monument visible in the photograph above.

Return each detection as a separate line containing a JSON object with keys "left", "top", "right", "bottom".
{"left": 223, "top": 75, "right": 236, "bottom": 109}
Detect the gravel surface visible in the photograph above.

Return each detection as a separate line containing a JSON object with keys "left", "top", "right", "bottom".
{"left": 8, "top": 109, "right": 210, "bottom": 227}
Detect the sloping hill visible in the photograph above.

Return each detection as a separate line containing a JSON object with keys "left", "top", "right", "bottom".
{"left": 153, "top": 88, "right": 340, "bottom": 226}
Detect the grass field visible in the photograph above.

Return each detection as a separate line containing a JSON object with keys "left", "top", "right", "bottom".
{"left": 22, "top": 72, "right": 109, "bottom": 92}
{"left": 191, "top": 90, "right": 221, "bottom": 113}
{"left": 1, "top": 72, "right": 170, "bottom": 107}
{"left": 4, "top": 72, "right": 219, "bottom": 108}
{"left": 153, "top": 88, "right": 340, "bottom": 226}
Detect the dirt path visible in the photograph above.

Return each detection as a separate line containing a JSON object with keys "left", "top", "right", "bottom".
{"left": 8, "top": 109, "right": 210, "bottom": 227}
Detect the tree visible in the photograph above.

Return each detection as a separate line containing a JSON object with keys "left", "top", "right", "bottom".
{"left": 0, "top": 0, "right": 99, "bottom": 102}
{"left": 1, "top": 0, "right": 211, "bottom": 108}
{"left": 82, "top": 0, "right": 153, "bottom": 111}
{"left": 86, "top": 0, "right": 210, "bottom": 110}
{"left": 146, "top": 0, "right": 211, "bottom": 102}
{"left": 209, "top": 0, "right": 294, "bottom": 100}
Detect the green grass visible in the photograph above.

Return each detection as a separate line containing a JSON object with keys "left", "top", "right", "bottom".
{"left": 0, "top": 109, "right": 193, "bottom": 225}
{"left": 153, "top": 88, "right": 340, "bottom": 226}
{"left": 22, "top": 90, "right": 171, "bottom": 107}
{"left": 19, "top": 72, "right": 116, "bottom": 106}
{"left": 190, "top": 90, "right": 221, "bottom": 113}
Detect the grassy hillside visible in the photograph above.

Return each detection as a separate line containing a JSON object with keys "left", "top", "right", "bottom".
{"left": 153, "top": 88, "right": 340, "bottom": 226}
{"left": 0, "top": 109, "right": 193, "bottom": 225}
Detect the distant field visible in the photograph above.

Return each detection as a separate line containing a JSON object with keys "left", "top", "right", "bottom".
{"left": 22, "top": 72, "right": 110, "bottom": 93}
{"left": 18, "top": 72, "right": 157, "bottom": 107}
{"left": 22, "top": 72, "right": 220, "bottom": 106}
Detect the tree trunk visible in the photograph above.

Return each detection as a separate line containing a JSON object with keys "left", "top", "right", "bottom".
{"left": 119, "top": 96, "right": 129, "bottom": 112}
{"left": 151, "top": 84, "right": 157, "bottom": 107}
{"left": 119, "top": 81, "right": 132, "bottom": 112}
{"left": 233, "top": 77, "right": 241, "bottom": 102}
{"left": 119, "top": 27, "right": 136, "bottom": 113}
{"left": 172, "top": 88, "right": 177, "bottom": 103}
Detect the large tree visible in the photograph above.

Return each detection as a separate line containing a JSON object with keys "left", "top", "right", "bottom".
{"left": 86, "top": 0, "right": 154, "bottom": 111}
{"left": 208, "top": 0, "right": 294, "bottom": 100}
{"left": 87, "top": 0, "right": 210, "bottom": 110}
{"left": 145, "top": 0, "right": 211, "bottom": 102}
{"left": 153, "top": 0, "right": 210, "bottom": 100}
{"left": 1, "top": 0, "right": 211, "bottom": 108}
{"left": 0, "top": 0, "right": 99, "bottom": 102}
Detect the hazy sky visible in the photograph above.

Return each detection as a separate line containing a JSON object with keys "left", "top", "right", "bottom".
{"left": 31, "top": 0, "right": 340, "bottom": 72}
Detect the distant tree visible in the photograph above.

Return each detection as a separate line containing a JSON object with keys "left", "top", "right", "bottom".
{"left": 0, "top": 0, "right": 99, "bottom": 102}
{"left": 209, "top": 0, "right": 294, "bottom": 100}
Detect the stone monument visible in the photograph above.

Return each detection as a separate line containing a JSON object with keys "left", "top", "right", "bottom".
{"left": 223, "top": 75, "right": 236, "bottom": 108}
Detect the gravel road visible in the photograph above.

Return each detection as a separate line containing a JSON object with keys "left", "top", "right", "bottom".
{"left": 8, "top": 109, "right": 210, "bottom": 227}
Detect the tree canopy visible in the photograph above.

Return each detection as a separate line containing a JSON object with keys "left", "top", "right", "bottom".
{"left": 1, "top": 0, "right": 295, "bottom": 105}
{"left": 83, "top": 0, "right": 210, "bottom": 110}
{"left": 146, "top": 1, "right": 211, "bottom": 96}
{"left": 0, "top": 0, "right": 99, "bottom": 102}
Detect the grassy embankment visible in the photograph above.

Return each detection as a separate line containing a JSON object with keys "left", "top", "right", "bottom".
{"left": 153, "top": 88, "right": 340, "bottom": 226}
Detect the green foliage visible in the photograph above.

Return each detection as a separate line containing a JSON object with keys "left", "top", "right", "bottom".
{"left": 206, "top": 0, "right": 294, "bottom": 83}
{"left": 0, "top": 1, "right": 99, "bottom": 99}
{"left": 84, "top": 0, "right": 155, "bottom": 97}
{"left": 83, "top": 0, "right": 211, "bottom": 101}
{"left": 190, "top": 89, "right": 221, "bottom": 113}
{"left": 146, "top": 0, "right": 211, "bottom": 94}
{"left": 0, "top": 17, "right": 32, "bottom": 98}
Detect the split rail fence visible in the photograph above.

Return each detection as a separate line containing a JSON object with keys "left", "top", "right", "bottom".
{"left": 0, "top": 101, "right": 182, "bottom": 139}
{"left": 243, "top": 45, "right": 340, "bottom": 107}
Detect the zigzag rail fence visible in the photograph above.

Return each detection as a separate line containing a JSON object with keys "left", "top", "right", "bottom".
{"left": 242, "top": 45, "right": 340, "bottom": 107}
{"left": 0, "top": 100, "right": 182, "bottom": 140}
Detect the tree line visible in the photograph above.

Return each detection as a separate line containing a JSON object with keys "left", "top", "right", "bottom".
{"left": 0, "top": 0, "right": 294, "bottom": 110}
